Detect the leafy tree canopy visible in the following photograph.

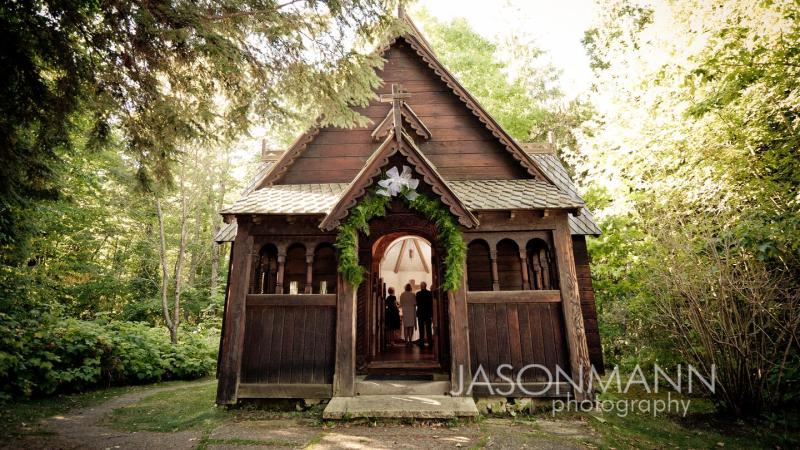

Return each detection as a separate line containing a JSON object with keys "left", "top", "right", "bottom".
{"left": 0, "top": 0, "right": 400, "bottom": 262}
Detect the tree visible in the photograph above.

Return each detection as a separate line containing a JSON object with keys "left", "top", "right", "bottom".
{"left": 578, "top": 0, "right": 800, "bottom": 414}
{"left": 0, "top": 0, "right": 401, "bottom": 264}
{"left": 417, "top": 13, "right": 559, "bottom": 141}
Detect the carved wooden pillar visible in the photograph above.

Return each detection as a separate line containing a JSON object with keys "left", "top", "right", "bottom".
{"left": 333, "top": 272, "right": 356, "bottom": 396}
{"left": 519, "top": 248, "right": 530, "bottom": 290}
{"left": 553, "top": 217, "right": 593, "bottom": 401}
{"left": 304, "top": 252, "right": 314, "bottom": 294}
{"left": 490, "top": 249, "right": 500, "bottom": 291}
{"left": 449, "top": 263, "right": 471, "bottom": 394}
{"left": 276, "top": 253, "right": 286, "bottom": 294}
{"left": 216, "top": 222, "right": 254, "bottom": 405}
{"left": 532, "top": 252, "right": 542, "bottom": 290}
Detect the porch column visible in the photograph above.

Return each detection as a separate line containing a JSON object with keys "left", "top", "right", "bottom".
{"left": 333, "top": 272, "right": 357, "bottom": 396}
{"left": 490, "top": 249, "right": 500, "bottom": 291}
{"left": 276, "top": 253, "right": 285, "bottom": 294}
{"left": 553, "top": 217, "right": 593, "bottom": 401}
{"left": 304, "top": 252, "right": 314, "bottom": 294}
{"left": 216, "top": 222, "right": 254, "bottom": 405}
{"left": 448, "top": 264, "right": 471, "bottom": 395}
{"left": 519, "top": 248, "right": 530, "bottom": 290}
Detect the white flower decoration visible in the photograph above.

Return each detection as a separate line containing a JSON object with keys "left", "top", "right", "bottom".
{"left": 376, "top": 165, "right": 420, "bottom": 200}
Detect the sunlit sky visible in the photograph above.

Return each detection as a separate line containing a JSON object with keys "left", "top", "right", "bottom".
{"left": 413, "top": 0, "right": 599, "bottom": 95}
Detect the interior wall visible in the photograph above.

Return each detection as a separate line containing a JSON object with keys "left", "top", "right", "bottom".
{"left": 379, "top": 236, "right": 433, "bottom": 342}
{"left": 379, "top": 236, "right": 433, "bottom": 293}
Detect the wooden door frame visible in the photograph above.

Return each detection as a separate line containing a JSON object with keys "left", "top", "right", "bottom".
{"left": 366, "top": 232, "right": 442, "bottom": 365}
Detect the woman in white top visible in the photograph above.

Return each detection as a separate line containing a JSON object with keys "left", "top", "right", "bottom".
{"left": 399, "top": 283, "right": 417, "bottom": 345}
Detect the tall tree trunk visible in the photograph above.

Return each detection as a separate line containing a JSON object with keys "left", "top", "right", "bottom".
{"left": 210, "top": 152, "right": 229, "bottom": 297}
{"left": 171, "top": 167, "right": 189, "bottom": 344}
{"left": 155, "top": 198, "right": 176, "bottom": 343}
{"left": 187, "top": 149, "right": 202, "bottom": 287}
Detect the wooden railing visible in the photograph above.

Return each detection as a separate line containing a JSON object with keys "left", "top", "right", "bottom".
{"left": 245, "top": 293, "right": 336, "bottom": 307}
{"left": 466, "top": 290, "right": 560, "bottom": 304}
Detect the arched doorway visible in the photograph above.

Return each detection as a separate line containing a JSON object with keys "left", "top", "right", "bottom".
{"left": 373, "top": 235, "right": 436, "bottom": 366}
{"left": 356, "top": 199, "right": 450, "bottom": 375}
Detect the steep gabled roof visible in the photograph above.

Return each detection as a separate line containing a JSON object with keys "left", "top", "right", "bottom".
{"left": 319, "top": 130, "right": 479, "bottom": 231}
{"left": 252, "top": 13, "right": 556, "bottom": 189}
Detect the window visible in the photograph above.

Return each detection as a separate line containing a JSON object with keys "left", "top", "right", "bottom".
{"left": 313, "top": 243, "right": 337, "bottom": 294}
{"left": 466, "top": 240, "right": 492, "bottom": 291}
{"left": 497, "top": 239, "right": 523, "bottom": 291}
{"left": 527, "top": 239, "right": 557, "bottom": 290}
{"left": 284, "top": 243, "right": 307, "bottom": 294}
{"left": 252, "top": 244, "right": 278, "bottom": 294}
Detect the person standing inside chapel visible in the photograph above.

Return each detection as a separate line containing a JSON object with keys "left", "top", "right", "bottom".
{"left": 415, "top": 281, "right": 433, "bottom": 348}
{"left": 385, "top": 287, "right": 401, "bottom": 344}
{"left": 399, "top": 283, "right": 416, "bottom": 345}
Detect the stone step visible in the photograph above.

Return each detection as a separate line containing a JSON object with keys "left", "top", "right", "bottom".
{"left": 355, "top": 378, "right": 452, "bottom": 396}
{"left": 323, "top": 395, "right": 479, "bottom": 419}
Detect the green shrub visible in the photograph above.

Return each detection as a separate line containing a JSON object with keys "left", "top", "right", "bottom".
{"left": 0, "top": 313, "right": 218, "bottom": 401}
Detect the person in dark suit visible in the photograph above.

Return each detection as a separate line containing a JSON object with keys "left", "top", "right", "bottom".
{"left": 415, "top": 281, "right": 433, "bottom": 348}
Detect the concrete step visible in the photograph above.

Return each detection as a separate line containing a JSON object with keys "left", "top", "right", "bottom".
{"left": 323, "top": 395, "right": 479, "bottom": 419}
{"left": 355, "top": 378, "right": 452, "bottom": 396}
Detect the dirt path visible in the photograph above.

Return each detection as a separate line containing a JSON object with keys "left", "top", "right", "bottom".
{"left": 3, "top": 381, "right": 598, "bottom": 449}
{"left": 5, "top": 380, "right": 212, "bottom": 450}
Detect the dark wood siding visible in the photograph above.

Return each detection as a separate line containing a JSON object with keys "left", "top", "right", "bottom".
{"left": 240, "top": 295, "right": 336, "bottom": 385}
{"left": 573, "top": 235, "right": 604, "bottom": 372}
{"left": 278, "top": 40, "right": 529, "bottom": 184}
{"left": 467, "top": 292, "right": 570, "bottom": 382}
{"left": 466, "top": 240, "right": 492, "bottom": 291}
{"left": 496, "top": 239, "right": 523, "bottom": 291}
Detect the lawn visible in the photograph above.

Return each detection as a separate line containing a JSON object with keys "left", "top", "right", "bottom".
{"left": 4, "top": 379, "right": 799, "bottom": 449}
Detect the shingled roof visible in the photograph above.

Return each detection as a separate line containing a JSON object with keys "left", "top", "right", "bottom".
{"left": 524, "top": 145, "right": 602, "bottom": 235}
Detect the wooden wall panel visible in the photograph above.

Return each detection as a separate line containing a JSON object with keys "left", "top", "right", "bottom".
{"left": 573, "top": 235, "right": 604, "bottom": 372}
{"left": 277, "top": 39, "right": 529, "bottom": 184}
{"left": 467, "top": 300, "right": 570, "bottom": 382}
{"left": 240, "top": 303, "right": 335, "bottom": 385}
{"left": 497, "top": 239, "right": 523, "bottom": 291}
{"left": 466, "top": 240, "right": 492, "bottom": 291}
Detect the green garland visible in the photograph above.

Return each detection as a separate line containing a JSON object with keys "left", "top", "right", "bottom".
{"left": 334, "top": 190, "right": 466, "bottom": 291}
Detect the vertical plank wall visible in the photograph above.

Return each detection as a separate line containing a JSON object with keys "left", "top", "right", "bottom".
{"left": 240, "top": 302, "right": 336, "bottom": 385}
{"left": 467, "top": 299, "right": 570, "bottom": 382}
{"left": 572, "top": 235, "right": 604, "bottom": 372}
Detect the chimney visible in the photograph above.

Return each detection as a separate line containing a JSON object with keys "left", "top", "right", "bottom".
{"left": 546, "top": 130, "right": 554, "bottom": 145}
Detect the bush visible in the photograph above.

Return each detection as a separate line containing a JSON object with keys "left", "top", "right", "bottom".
{"left": 0, "top": 314, "right": 218, "bottom": 401}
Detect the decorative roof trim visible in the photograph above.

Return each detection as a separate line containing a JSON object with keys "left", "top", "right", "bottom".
{"left": 250, "top": 13, "right": 557, "bottom": 189}
{"left": 319, "top": 132, "right": 479, "bottom": 231}
{"left": 394, "top": 30, "right": 554, "bottom": 184}
{"left": 255, "top": 126, "right": 321, "bottom": 189}
{"left": 371, "top": 102, "right": 431, "bottom": 141}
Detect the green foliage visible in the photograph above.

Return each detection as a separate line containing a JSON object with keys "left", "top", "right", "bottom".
{"left": 407, "top": 193, "right": 466, "bottom": 292}
{"left": 334, "top": 192, "right": 391, "bottom": 288}
{"left": 0, "top": 0, "right": 400, "bottom": 260}
{"left": 578, "top": 0, "right": 800, "bottom": 413}
{"left": 335, "top": 189, "right": 466, "bottom": 291}
{"left": 0, "top": 313, "right": 217, "bottom": 401}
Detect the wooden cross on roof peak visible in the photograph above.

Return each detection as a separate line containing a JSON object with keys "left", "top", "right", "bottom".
{"left": 379, "top": 84, "right": 411, "bottom": 142}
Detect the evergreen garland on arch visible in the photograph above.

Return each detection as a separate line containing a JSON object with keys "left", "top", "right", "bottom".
{"left": 334, "top": 189, "right": 467, "bottom": 291}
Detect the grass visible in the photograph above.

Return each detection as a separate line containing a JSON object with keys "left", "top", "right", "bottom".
{"left": 105, "top": 381, "right": 324, "bottom": 433}
{"left": 6, "top": 378, "right": 800, "bottom": 449}
{"left": 543, "top": 387, "right": 800, "bottom": 449}
{"left": 105, "top": 380, "right": 224, "bottom": 432}
{"left": 0, "top": 378, "right": 208, "bottom": 438}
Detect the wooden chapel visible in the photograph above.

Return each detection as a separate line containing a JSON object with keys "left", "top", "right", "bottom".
{"left": 214, "top": 11, "right": 603, "bottom": 409}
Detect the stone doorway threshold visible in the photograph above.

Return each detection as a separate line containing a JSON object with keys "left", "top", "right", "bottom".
{"left": 323, "top": 394, "right": 478, "bottom": 419}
